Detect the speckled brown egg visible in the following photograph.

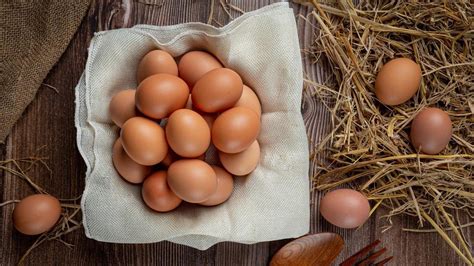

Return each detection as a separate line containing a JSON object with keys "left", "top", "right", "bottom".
{"left": 212, "top": 107, "right": 260, "bottom": 153}
{"left": 219, "top": 140, "right": 260, "bottom": 176}
{"left": 375, "top": 58, "right": 421, "bottom": 106}
{"left": 234, "top": 85, "right": 261, "bottom": 117}
{"left": 120, "top": 117, "right": 168, "bottom": 165}
{"left": 13, "top": 194, "right": 62, "bottom": 235}
{"left": 137, "top": 50, "right": 178, "bottom": 83}
{"left": 200, "top": 166, "right": 234, "bottom": 206}
{"left": 166, "top": 109, "right": 211, "bottom": 158}
{"left": 142, "top": 171, "right": 182, "bottom": 212}
{"left": 319, "top": 189, "right": 370, "bottom": 229}
{"left": 112, "top": 138, "right": 152, "bottom": 184}
{"left": 109, "top": 89, "right": 137, "bottom": 127}
{"left": 192, "top": 68, "right": 243, "bottom": 113}
{"left": 178, "top": 51, "right": 223, "bottom": 87}
{"left": 410, "top": 107, "right": 452, "bottom": 154}
{"left": 136, "top": 74, "right": 189, "bottom": 119}
{"left": 167, "top": 159, "right": 217, "bottom": 203}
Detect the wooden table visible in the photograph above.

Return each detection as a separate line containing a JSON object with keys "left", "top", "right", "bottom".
{"left": 1, "top": 1, "right": 470, "bottom": 265}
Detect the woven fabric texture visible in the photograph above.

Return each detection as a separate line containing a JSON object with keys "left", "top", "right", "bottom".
{"left": 0, "top": 0, "right": 90, "bottom": 142}
{"left": 76, "top": 3, "right": 309, "bottom": 250}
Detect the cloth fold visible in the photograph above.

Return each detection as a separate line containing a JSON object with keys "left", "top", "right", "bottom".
{"left": 76, "top": 3, "right": 309, "bottom": 250}
{"left": 0, "top": 0, "right": 90, "bottom": 142}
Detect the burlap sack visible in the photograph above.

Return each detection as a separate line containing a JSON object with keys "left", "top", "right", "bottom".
{"left": 0, "top": 0, "right": 90, "bottom": 142}
{"left": 76, "top": 3, "right": 309, "bottom": 250}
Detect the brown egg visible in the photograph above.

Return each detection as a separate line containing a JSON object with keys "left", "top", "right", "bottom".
{"left": 137, "top": 50, "right": 178, "bottom": 83}
{"left": 185, "top": 95, "right": 193, "bottom": 109}
{"left": 320, "top": 189, "right": 370, "bottom": 229}
{"left": 166, "top": 109, "right": 211, "bottom": 158}
{"left": 120, "top": 117, "right": 168, "bottom": 165}
{"left": 219, "top": 140, "right": 260, "bottom": 176}
{"left": 13, "top": 194, "right": 62, "bottom": 235}
{"left": 410, "top": 107, "right": 452, "bottom": 154}
{"left": 375, "top": 58, "right": 421, "bottom": 106}
{"left": 161, "top": 150, "right": 179, "bottom": 168}
{"left": 192, "top": 68, "right": 243, "bottom": 113}
{"left": 212, "top": 107, "right": 260, "bottom": 153}
{"left": 136, "top": 74, "right": 189, "bottom": 119}
{"left": 178, "top": 51, "right": 223, "bottom": 87}
{"left": 234, "top": 85, "right": 262, "bottom": 117}
{"left": 142, "top": 171, "right": 182, "bottom": 212}
{"left": 200, "top": 166, "right": 234, "bottom": 206}
{"left": 112, "top": 138, "right": 152, "bottom": 183}
{"left": 109, "top": 89, "right": 137, "bottom": 127}
{"left": 201, "top": 113, "right": 216, "bottom": 130}
{"left": 167, "top": 159, "right": 217, "bottom": 203}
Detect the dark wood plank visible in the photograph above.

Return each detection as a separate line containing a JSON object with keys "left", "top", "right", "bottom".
{"left": 1, "top": 0, "right": 471, "bottom": 265}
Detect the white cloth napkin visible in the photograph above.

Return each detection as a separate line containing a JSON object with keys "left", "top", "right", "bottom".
{"left": 75, "top": 2, "right": 309, "bottom": 250}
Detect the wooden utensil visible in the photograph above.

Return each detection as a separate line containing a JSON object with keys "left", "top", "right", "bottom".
{"left": 340, "top": 239, "right": 393, "bottom": 266}
{"left": 270, "top": 233, "right": 344, "bottom": 266}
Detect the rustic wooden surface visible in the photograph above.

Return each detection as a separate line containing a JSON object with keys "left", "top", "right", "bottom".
{"left": 1, "top": 0, "right": 471, "bottom": 265}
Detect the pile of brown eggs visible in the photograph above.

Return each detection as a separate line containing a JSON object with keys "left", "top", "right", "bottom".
{"left": 110, "top": 50, "right": 262, "bottom": 212}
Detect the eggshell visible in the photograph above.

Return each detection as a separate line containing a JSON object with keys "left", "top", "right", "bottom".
{"left": 136, "top": 74, "right": 189, "bottom": 119}
{"left": 410, "top": 107, "right": 452, "bottom": 154}
{"left": 200, "top": 166, "right": 234, "bottom": 206}
{"left": 112, "top": 138, "right": 152, "bottom": 183}
{"left": 212, "top": 107, "right": 260, "bottom": 153}
{"left": 142, "top": 171, "right": 182, "bottom": 212}
{"left": 178, "top": 51, "right": 222, "bottom": 87}
{"left": 13, "top": 194, "right": 62, "bottom": 235}
{"left": 319, "top": 189, "right": 370, "bottom": 229}
{"left": 184, "top": 96, "right": 215, "bottom": 128}
{"left": 120, "top": 117, "right": 168, "bottom": 165}
{"left": 166, "top": 109, "right": 211, "bottom": 158}
{"left": 192, "top": 68, "right": 243, "bottom": 113}
{"left": 167, "top": 159, "right": 217, "bottom": 203}
{"left": 375, "top": 58, "right": 421, "bottom": 106}
{"left": 137, "top": 50, "right": 178, "bottom": 83}
{"left": 109, "top": 89, "right": 137, "bottom": 127}
{"left": 185, "top": 95, "right": 193, "bottom": 109}
{"left": 201, "top": 113, "right": 216, "bottom": 130}
{"left": 234, "top": 85, "right": 262, "bottom": 117}
{"left": 219, "top": 140, "right": 260, "bottom": 176}
{"left": 161, "top": 149, "right": 178, "bottom": 168}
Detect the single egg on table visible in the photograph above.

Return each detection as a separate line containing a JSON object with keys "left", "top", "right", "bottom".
{"left": 234, "top": 85, "right": 262, "bottom": 117}
{"left": 192, "top": 68, "right": 243, "bottom": 113}
{"left": 167, "top": 159, "right": 217, "bottom": 203}
{"left": 375, "top": 57, "right": 421, "bottom": 106}
{"left": 178, "top": 51, "right": 223, "bottom": 87}
{"left": 120, "top": 117, "right": 168, "bottom": 166}
{"left": 219, "top": 140, "right": 260, "bottom": 176}
{"left": 109, "top": 89, "right": 137, "bottom": 127}
{"left": 166, "top": 109, "right": 211, "bottom": 158}
{"left": 112, "top": 138, "right": 152, "bottom": 184}
{"left": 142, "top": 171, "right": 182, "bottom": 212}
{"left": 212, "top": 107, "right": 260, "bottom": 153}
{"left": 137, "top": 50, "right": 178, "bottom": 83}
{"left": 319, "top": 189, "right": 370, "bottom": 229}
{"left": 200, "top": 166, "right": 234, "bottom": 206}
{"left": 135, "top": 74, "right": 189, "bottom": 119}
{"left": 410, "top": 107, "right": 452, "bottom": 154}
{"left": 13, "top": 194, "right": 62, "bottom": 235}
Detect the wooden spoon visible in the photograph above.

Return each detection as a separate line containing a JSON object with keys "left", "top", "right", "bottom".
{"left": 270, "top": 233, "right": 344, "bottom": 266}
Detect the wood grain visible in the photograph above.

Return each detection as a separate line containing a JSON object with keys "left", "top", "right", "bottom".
{"left": 270, "top": 233, "right": 344, "bottom": 266}
{"left": 0, "top": 0, "right": 471, "bottom": 265}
